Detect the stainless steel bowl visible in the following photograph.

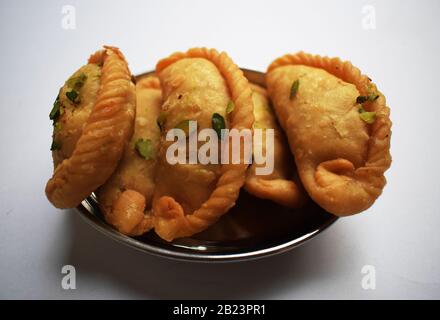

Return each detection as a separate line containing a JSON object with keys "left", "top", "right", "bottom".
{"left": 77, "top": 68, "right": 338, "bottom": 263}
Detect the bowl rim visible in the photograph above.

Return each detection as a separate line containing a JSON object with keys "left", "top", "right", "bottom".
{"left": 77, "top": 203, "right": 338, "bottom": 263}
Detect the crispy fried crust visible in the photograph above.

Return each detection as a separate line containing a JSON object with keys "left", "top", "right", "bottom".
{"left": 244, "top": 84, "right": 306, "bottom": 208}
{"left": 51, "top": 64, "right": 101, "bottom": 168}
{"left": 266, "top": 52, "right": 392, "bottom": 216}
{"left": 136, "top": 75, "right": 162, "bottom": 90}
{"left": 153, "top": 48, "right": 254, "bottom": 241}
{"left": 96, "top": 76, "right": 162, "bottom": 236}
{"left": 45, "top": 46, "right": 136, "bottom": 208}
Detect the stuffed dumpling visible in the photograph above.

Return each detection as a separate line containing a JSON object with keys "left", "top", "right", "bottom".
{"left": 152, "top": 48, "right": 254, "bottom": 241}
{"left": 46, "top": 46, "right": 136, "bottom": 209}
{"left": 245, "top": 84, "right": 306, "bottom": 208}
{"left": 266, "top": 52, "right": 392, "bottom": 216}
{"left": 96, "top": 76, "right": 162, "bottom": 235}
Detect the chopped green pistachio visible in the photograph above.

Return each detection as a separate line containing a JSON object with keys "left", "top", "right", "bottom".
{"left": 359, "top": 112, "right": 376, "bottom": 124}
{"left": 175, "top": 119, "right": 192, "bottom": 136}
{"left": 212, "top": 113, "right": 226, "bottom": 139}
{"left": 67, "top": 73, "right": 87, "bottom": 90}
{"left": 370, "top": 94, "right": 379, "bottom": 101}
{"left": 356, "top": 94, "right": 379, "bottom": 104}
{"left": 50, "top": 140, "right": 61, "bottom": 151}
{"left": 290, "top": 79, "right": 300, "bottom": 99}
{"left": 226, "top": 100, "right": 235, "bottom": 114}
{"left": 135, "top": 138, "right": 154, "bottom": 160}
{"left": 54, "top": 122, "right": 62, "bottom": 131}
{"left": 49, "top": 96, "right": 61, "bottom": 120}
{"left": 66, "top": 90, "right": 79, "bottom": 104}
{"left": 157, "top": 113, "right": 166, "bottom": 131}
{"left": 358, "top": 107, "right": 376, "bottom": 124}
{"left": 356, "top": 96, "right": 369, "bottom": 104}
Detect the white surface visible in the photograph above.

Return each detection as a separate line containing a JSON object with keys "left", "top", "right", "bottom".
{"left": 1, "top": 0, "right": 439, "bottom": 299}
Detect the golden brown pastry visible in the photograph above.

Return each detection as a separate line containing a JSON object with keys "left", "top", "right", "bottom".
{"left": 244, "top": 84, "right": 305, "bottom": 208}
{"left": 96, "top": 76, "right": 162, "bottom": 236}
{"left": 49, "top": 64, "right": 101, "bottom": 168}
{"left": 45, "top": 46, "right": 136, "bottom": 208}
{"left": 152, "top": 47, "right": 254, "bottom": 241}
{"left": 266, "top": 52, "right": 392, "bottom": 216}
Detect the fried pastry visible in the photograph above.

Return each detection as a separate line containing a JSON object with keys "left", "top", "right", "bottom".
{"left": 244, "top": 84, "right": 305, "bottom": 208}
{"left": 45, "top": 46, "right": 136, "bottom": 208}
{"left": 266, "top": 52, "right": 392, "bottom": 216}
{"left": 96, "top": 76, "right": 162, "bottom": 236}
{"left": 153, "top": 48, "right": 254, "bottom": 241}
{"left": 49, "top": 64, "right": 101, "bottom": 168}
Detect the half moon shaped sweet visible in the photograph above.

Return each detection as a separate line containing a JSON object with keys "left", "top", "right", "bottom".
{"left": 244, "top": 84, "right": 306, "bottom": 208}
{"left": 266, "top": 52, "right": 392, "bottom": 216}
{"left": 152, "top": 47, "right": 254, "bottom": 241}
{"left": 45, "top": 46, "right": 136, "bottom": 208}
{"left": 96, "top": 76, "right": 162, "bottom": 236}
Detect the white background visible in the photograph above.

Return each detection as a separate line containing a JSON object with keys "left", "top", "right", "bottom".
{"left": 0, "top": 0, "right": 439, "bottom": 299}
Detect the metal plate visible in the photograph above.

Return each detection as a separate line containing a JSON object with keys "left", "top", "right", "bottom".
{"left": 77, "top": 68, "right": 338, "bottom": 263}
